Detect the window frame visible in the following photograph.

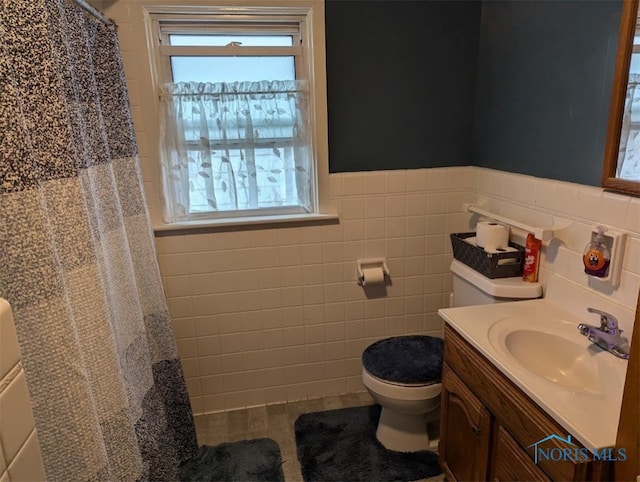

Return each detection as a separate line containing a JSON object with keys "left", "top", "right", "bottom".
{"left": 143, "top": 3, "right": 333, "bottom": 230}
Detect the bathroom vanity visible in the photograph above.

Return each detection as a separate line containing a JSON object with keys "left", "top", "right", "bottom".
{"left": 437, "top": 277, "right": 632, "bottom": 482}
{"left": 439, "top": 325, "right": 610, "bottom": 481}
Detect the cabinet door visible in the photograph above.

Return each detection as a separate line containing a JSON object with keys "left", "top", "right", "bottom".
{"left": 439, "top": 363, "right": 492, "bottom": 482}
{"left": 490, "top": 425, "right": 550, "bottom": 482}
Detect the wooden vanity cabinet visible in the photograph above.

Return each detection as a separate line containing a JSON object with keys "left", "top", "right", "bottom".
{"left": 439, "top": 364, "right": 492, "bottom": 481}
{"left": 491, "top": 425, "right": 551, "bottom": 482}
{"left": 439, "top": 325, "right": 612, "bottom": 482}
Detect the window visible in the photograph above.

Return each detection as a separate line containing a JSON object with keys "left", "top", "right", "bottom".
{"left": 146, "top": 4, "right": 329, "bottom": 225}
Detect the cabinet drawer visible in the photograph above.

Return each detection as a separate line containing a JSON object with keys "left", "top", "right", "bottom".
{"left": 491, "top": 425, "right": 550, "bottom": 482}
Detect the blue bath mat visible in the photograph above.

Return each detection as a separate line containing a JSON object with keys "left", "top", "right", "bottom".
{"left": 179, "top": 438, "right": 284, "bottom": 481}
{"left": 294, "top": 404, "right": 442, "bottom": 482}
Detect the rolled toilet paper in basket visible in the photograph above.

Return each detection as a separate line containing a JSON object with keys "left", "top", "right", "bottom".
{"left": 476, "top": 221, "right": 510, "bottom": 251}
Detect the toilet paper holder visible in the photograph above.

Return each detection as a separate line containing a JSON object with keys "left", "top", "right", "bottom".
{"left": 356, "top": 258, "right": 390, "bottom": 286}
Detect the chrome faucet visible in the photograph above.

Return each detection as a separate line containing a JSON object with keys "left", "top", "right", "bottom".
{"left": 577, "top": 307, "right": 630, "bottom": 359}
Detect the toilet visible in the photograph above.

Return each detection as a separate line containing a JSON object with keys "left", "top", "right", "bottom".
{"left": 361, "top": 258, "right": 542, "bottom": 452}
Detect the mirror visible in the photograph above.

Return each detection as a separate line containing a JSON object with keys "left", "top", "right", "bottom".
{"left": 603, "top": 0, "right": 640, "bottom": 195}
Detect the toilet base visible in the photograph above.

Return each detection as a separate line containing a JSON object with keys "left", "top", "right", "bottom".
{"left": 376, "top": 406, "right": 439, "bottom": 452}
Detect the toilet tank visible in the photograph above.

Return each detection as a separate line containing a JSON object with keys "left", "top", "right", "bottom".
{"left": 450, "top": 260, "right": 542, "bottom": 307}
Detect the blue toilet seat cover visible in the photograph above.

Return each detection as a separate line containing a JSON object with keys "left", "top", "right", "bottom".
{"left": 362, "top": 335, "right": 444, "bottom": 384}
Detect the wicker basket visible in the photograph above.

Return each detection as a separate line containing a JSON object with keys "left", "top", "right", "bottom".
{"left": 450, "top": 232, "right": 524, "bottom": 279}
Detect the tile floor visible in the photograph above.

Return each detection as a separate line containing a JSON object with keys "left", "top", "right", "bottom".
{"left": 193, "top": 391, "right": 375, "bottom": 481}
{"left": 193, "top": 391, "right": 445, "bottom": 482}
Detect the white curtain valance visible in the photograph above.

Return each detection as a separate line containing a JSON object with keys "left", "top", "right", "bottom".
{"left": 159, "top": 80, "right": 313, "bottom": 222}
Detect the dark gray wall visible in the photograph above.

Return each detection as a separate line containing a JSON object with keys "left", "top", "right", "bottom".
{"left": 325, "top": 0, "right": 481, "bottom": 173}
{"left": 472, "top": 1, "right": 622, "bottom": 186}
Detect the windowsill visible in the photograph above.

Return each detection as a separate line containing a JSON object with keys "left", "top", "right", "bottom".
{"left": 153, "top": 212, "right": 339, "bottom": 234}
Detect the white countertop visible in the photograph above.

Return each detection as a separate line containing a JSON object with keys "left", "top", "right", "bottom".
{"left": 438, "top": 296, "right": 629, "bottom": 452}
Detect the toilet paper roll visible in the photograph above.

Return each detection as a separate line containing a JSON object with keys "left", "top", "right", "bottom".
{"left": 476, "top": 221, "right": 510, "bottom": 250}
{"left": 361, "top": 267, "right": 385, "bottom": 286}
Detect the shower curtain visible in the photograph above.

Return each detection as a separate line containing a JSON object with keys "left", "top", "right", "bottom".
{"left": 0, "top": 1, "right": 198, "bottom": 480}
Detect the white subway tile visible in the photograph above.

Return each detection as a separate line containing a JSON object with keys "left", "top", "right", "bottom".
{"left": 405, "top": 314, "right": 423, "bottom": 334}
{"left": 446, "top": 191, "right": 470, "bottom": 214}
{"left": 386, "top": 258, "right": 405, "bottom": 278}
{"left": 342, "top": 198, "right": 364, "bottom": 220}
{"left": 342, "top": 172, "right": 364, "bottom": 196}
{"left": 172, "top": 318, "right": 196, "bottom": 339}
{"left": 343, "top": 220, "right": 364, "bottom": 241}
{"left": 281, "top": 306, "right": 304, "bottom": 327}
{"left": 0, "top": 438, "right": 6, "bottom": 475}
{"left": 305, "top": 344, "right": 326, "bottom": 363}
{"left": 533, "top": 179, "right": 558, "bottom": 210}
{"left": 322, "top": 243, "right": 344, "bottom": 263}
{"left": 176, "top": 339, "right": 198, "bottom": 359}
{"left": 405, "top": 236, "right": 426, "bottom": 256}
{"left": 7, "top": 431, "right": 45, "bottom": 482}
{"left": 406, "top": 194, "right": 427, "bottom": 215}
{"left": 384, "top": 316, "right": 404, "bottom": 335}
{"left": 322, "top": 223, "right": 344, "bottom": 242}
{"left": 324, "top": 283, "right": 346, "bottom": 303}
{"left": 218, "top": 334, "right": 245, "bottom": 354}
{"left": 278, "top": 227, "right": 302, "bottom": 246}
{"left": 626, "top": 198, "right": 640, "bottom": 233}
{"left": 364, "top": 197, "right": 386, "bottom": 219}
{"left": 195, "top": 335, "right": 220, "bottom": 357}
{"left": 329, "top": 174, "right": 343, "bottom": 198}
{"left": 364, "top": 318, "right": 385, "bottom": 338}
{"left": 599, "top": 192, "right": 630, "bottom": 229}
{"left": 245, "top": 389, "right": 267, "bottom": 407}
{"left": 180, "top": 358, "right": 200, "bottom": 378}
{"left": 363, "top": 172, "right": 386, "bottom": 194}
{"left": 447, "top": 166, "right": 473, "bottom": 190}
{"left": 303, "top": 285, "right": 325, "bottom": 305}
{"left": 279, "top": 245, "right": 302, "bottom": 266}
{"left": 385, "top": 170, "right": 407, "bottom": 193}
{"left": 303, "top": 305, "right": 325, "bottom": 325}
{"left": 198, "top": 356, "right": 222, "bottom": 377}
{"left": 611, "top": 271, "right": 640, "bottom": 309}
{"left": 404, "top": 295, "right": 425, "bottom": 315}
{"left": 385, "top": 217, "right": 406, "bottom": 238}
{"left": 426, "top": 168, "right": 448, "bottom": 191}
{"left": 406, "top": 216, "right": 426, "bottom": 236}
{"left": 301, "top": 244, "right": 323, "bottom": 264}
{"left": 426, "top": 192, "right": 447, "bottom": 214}
{"left": 404, "top": 276, "right": 425, "bottom": 295}
{"left": 0, "top": 372, "right": 35, "bottom": 464}
{"left": 364, "top": 218, "right": 385, "bottom": 239}
{"left": 406, "top": 169, "right": 427, "bottom": 192}
{"left": 385, "top": 196, "right": 406, "bottom": 217}
{"left": 235, "top": 290, "right": 260, "bottom": 311}
{"left": 167, "top": 296, "right": 194, "bottom": 319}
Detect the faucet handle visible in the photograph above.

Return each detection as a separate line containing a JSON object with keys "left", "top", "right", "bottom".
{"left": 587, "top": 307, "right": 620, "bottom": 333}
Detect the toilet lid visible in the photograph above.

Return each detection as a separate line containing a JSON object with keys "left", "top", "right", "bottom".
{"left": 362, "top": 335, "right": 444, "bottom": 384}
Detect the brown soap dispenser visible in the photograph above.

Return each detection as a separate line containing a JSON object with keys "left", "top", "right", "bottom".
{"left": 583, "top": 226, "right": 610, "bottom": 278}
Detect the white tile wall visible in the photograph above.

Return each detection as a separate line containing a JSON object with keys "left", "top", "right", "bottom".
{"left": 100, "top": 0, "right": 640, "bottom": 414}
{"left": 156, "top": 167, "right": 474, "bottom": 413}
{"left": 472, "top": 168, "right": 640, "bottom": 313}
{"left": 0, "top": 299, "right": 46, "bottom": 482}
{"left": 156, "top": 166, "right": 640, "bottom": 415}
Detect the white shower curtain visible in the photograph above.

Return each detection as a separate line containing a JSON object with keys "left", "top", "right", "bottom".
{"left": 0, "top": 1, "right": 197, "bottom": 480}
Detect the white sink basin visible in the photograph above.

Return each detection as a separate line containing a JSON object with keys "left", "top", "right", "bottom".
{"left": 488, "top": 316, "right": 622, "bottom": 396}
